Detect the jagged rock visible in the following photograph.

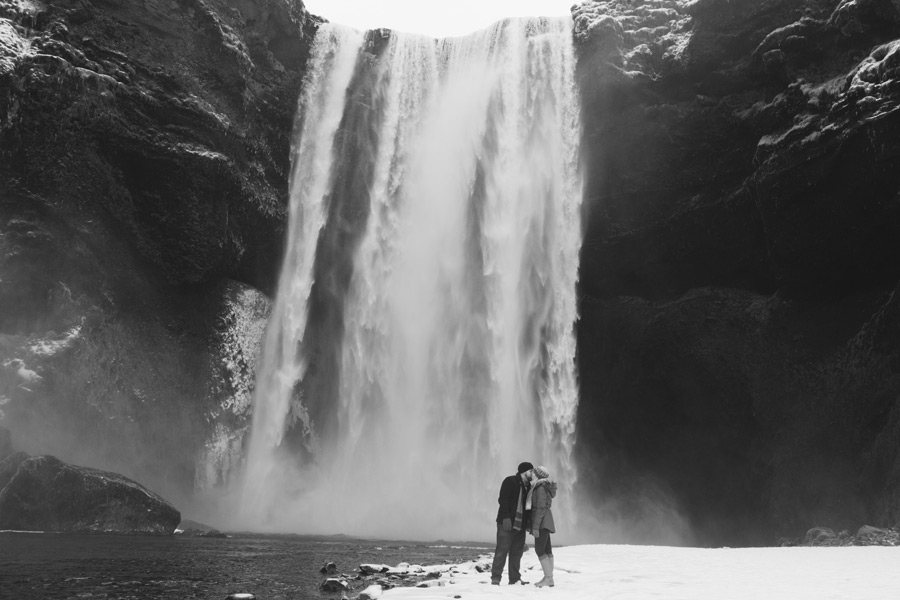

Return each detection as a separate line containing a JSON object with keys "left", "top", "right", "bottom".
{"left": 320, "top": 578, "right": 350, "bottom": 592}
{"left": 857, "top": 525, "right": 891, "bottom": 538}
{"left": 827, "top": 0, "right": 900, "bottom": 38}
{"left": 360, "top": 564, "right": 389, "bottom": 575}
{"left": 0, "top": 455, "right": 180, "bottom": 533}
{"left": 804, "top": 527, "right": 837, "bottom": 545}
{"left": 320, "top": 561, "right": 339, "bottom": 574}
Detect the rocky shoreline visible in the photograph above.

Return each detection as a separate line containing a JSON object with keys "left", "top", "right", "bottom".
{"left": 785, "top": 524, "right": 900, "bottom": 547}
{"left": 314, "top": 556, "right": 492, "bottom": 599}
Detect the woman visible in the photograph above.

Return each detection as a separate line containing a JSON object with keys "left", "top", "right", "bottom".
{"left": 528, "top": 465, "right": 557, "bottom": 587}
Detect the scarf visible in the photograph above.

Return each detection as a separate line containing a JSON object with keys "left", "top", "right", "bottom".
{"left": 513, "top": 484, "right": 525, "bottom": 531}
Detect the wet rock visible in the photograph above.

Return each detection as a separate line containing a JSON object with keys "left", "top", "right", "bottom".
{"left": 804, "top": 527, "right": 837, "bottom": 545}
{"left": 360, "top": 564, "right": 389, "bottom": 575}
{"left": 416, "top": 580, "right": 445, "bottom": 588}
{"left": 320, "top": 561, "right": 338, "bottom": 574}
{"left": 320, "top": 578, "right": 350, "bottom": 592}
{"left": 857, "top": 524, "right": 890, "bottom": 538}
{"left": 0, "top": 455, "right": 180, "bottom": 533}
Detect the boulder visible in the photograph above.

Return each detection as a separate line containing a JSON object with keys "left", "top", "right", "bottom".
{"left": 357, "top": 584, "right": 383, "bottom": 600}
{"left": 804, "top": 527, "right": 837, "bottom": 546}
{"left": 857, "top": 524, "right": 890, "bottom": 537}
{"left": 320, "top": 578, "right": 350, "bottom": 592}
{"left": 320, "top": 561, "right": 339, "bottom": 574}
{"left": 360, "top": 564, "right": 389, "bottom": 575}
{"left": 0, "top": 455, "right": 180, "bottom": 533}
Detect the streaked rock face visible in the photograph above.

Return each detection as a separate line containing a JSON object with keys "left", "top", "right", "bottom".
{"left": 573, "top": 0, "right": 900, "bottom": 544}
{"left": 0, "top": 0, "right": 314, "bottom": 515}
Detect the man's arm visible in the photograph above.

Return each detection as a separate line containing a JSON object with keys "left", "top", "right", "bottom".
{"left": 497, "top": 476, "right": 518, "bottom": 528}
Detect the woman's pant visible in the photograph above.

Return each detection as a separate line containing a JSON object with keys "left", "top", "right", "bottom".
{"left": 534, "top": 528, "right": 553, "bottom": 557}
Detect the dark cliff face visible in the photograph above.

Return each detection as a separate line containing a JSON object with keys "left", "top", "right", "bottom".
{"left": 4, "top": 0, "right": 900, "bottom": 546}
{"left": 574, "top": 0, "right": 900, "bottom": 545}
{"left": 0, "top": 0, "right": 315, "bottom": 507}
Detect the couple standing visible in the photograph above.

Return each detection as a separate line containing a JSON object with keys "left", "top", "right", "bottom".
{"left": 491, "top": 461, "right": 557, "bottom": 587}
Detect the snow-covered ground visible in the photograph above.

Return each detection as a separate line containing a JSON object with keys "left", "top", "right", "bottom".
{"left": 384, "top": 544, "right": 900, "bottom": 600}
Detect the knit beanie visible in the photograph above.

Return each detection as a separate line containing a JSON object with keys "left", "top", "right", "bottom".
{"left": 534, "top": 465, "right": 550, "bottom": 479}
{"left": 517, "top": 461, "right": 534, "bottom": 474}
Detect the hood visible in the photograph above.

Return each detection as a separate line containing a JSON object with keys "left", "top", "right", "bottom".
{"left": 534, "top": 478, "right": 557, "bottom": 498}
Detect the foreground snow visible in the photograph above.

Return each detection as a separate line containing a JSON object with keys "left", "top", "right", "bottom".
{"left": 384, "top": 543, "right": 900, "bottom": 599}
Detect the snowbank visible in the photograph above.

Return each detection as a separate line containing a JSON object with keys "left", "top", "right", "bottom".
{"left": 384, "top": 543, "right": 900, "bottom": 599}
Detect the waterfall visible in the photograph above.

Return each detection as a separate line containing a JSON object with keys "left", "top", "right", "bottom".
{"left": 240, "top": 17, "right": 582, "bottom": 541}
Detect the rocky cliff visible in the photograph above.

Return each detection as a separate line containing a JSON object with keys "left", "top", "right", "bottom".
{"left": 4, "top": 0, "right": 900, "bottom": 546}
{"left": 573, "top": 0, "right": 900, "bottom": 544}
{"left": 0, "top": 0, "right": 313, "bottom": 510}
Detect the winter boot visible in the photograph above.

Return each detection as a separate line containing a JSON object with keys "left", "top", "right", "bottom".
{"left": 535, "top": 555, "right": 554, "bottom": 588}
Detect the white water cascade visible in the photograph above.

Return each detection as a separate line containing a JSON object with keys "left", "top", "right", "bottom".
{"left": 240, "top": 17, "right": 583, "bottom": 541}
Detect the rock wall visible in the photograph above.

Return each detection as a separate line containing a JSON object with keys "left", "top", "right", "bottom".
{"left": 573, "top": 0, "right": 900, "bottom": 545}
{"left": 4, "top": 0, "right": 900, "bottom": 546}
{"left": 0, "top": 0, "right": 311, "bottom": 512}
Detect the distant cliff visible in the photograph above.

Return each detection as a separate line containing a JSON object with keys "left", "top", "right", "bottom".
{"left": 573, "top": 0, "right": 900, "bottom": 544}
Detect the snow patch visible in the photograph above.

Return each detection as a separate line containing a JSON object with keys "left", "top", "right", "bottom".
{"left": 383, "top": 544, "right": 900, "bottom": 599}
{"left": 29, "top": 324, "right": 82, "bottom": 357}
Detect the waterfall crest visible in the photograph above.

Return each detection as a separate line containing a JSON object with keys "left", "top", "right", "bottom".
{"left": 241, "top": 17, "right": 583, "bottom": 541}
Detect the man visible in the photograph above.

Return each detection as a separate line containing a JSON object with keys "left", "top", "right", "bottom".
{"left": 490, "top": 461, "right": 534, "bottom": 585}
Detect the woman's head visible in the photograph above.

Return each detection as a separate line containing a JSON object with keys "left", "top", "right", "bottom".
{"left": 533, "top": 465, "right": 550, "bottom": 480}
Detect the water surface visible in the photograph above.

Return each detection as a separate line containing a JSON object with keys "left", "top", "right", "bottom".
{"left": 0, "top": 532, "right": 489, "bottom": 599}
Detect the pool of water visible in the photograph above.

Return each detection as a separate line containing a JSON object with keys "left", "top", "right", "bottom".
{"left": 0, "top": 532, "right": 491, "bottom": 599}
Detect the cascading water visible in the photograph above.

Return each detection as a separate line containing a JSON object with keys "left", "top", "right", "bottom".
{"left": 240, "top": 17, "right": 582, "bottom": 541}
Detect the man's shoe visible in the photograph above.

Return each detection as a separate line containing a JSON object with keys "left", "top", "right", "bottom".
{"left": 509, "top": 579, "right": 529, "bottom": 585}
{"left": 491, "top": 580, "right": 500, "bottom": 586}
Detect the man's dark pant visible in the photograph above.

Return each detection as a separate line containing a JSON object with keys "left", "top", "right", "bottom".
{"left": 491, "top": 523, "right": 526, "bottom": 583}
